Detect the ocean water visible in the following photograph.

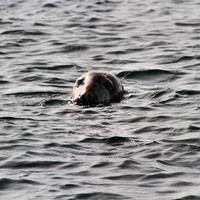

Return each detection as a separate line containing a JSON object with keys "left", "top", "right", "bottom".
{"left": 0, "top": 0, "right": 200, "bottom": 199}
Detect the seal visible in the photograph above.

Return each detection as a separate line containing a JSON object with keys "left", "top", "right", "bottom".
{"left": 69, "top": 71, "right": 125, "bottom": 106}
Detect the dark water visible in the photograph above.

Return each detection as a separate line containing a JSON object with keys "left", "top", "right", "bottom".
{"left": 1, "top": 0, "right": 200, "bottom": 199}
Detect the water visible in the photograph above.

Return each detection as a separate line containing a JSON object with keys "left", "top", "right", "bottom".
{"left": 0, "top": 0, "right": 200, "bottom": 199}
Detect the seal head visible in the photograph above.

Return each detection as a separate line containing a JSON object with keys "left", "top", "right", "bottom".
{"left": 70, "top": 71, "right": 124, "bottom": 106}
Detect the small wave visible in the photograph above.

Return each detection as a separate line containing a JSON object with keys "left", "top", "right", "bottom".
{"left": 182, "top": 63, "right": 200, "bottom": 70}
{"left": 98, "top": 36, "right": 125, "bottom": 42}
{"left": 46, "top": 64, "right": 81, "bottom": 71}
{"left": 44, "top": 143, "right": 84, "bottom": 151}
{"left": 0, "top": 144, "right": 33, "bottom": 151}
{"left": 117, "top": 69, "right": 177, "bottom": 81}
{"left": 87, "top": 17, "right": 101, "bottom": 22}
{"left": 148, "top": 89, "right": 178, "bottom": 103}
{"left": 118, "top": 159, "right": 140, "bottom": 169}
{"left": 60, "top": 44, "right": 89, "bottom": 53}
{"left": 79, "top": 136, "right": 130, "bottom": 145}
{"left": 60, "top": 183, "right": 80, "bottom": 190}
{"left": 1, "top": 160, "right": 65, "bottom": 169}
{"left": 44, "top": 77, "right": 68, "bottom": 84}
{"left": 42, "top": 3, "right": 58, "bottom": 8}
{"left": 33, "top": 22, "right": 49, "bottom": 27}
{"left": 20, "top": 75, "right": 44, "bottom": 82}
{"left": 108, "top": 47, "right": 145, "bottom": 55}
{"left": 0, "top": 20, "right": 12, "bottom": 25}
{"left": 61, "top": 162, "right": 83, "bottom": 169}
{"left": 22, "top": 64, "right": 80, "bottom": 72}
{"left": 176, "top": 89, "right": 200, "bottom": 96}
{"left": 0, "top": 116, "right": 44, "bottom": 122}
{"left": 49, "top": 40, "right": 65, "bottom": 46}
{"left": 188, "top": 125, "right": 200, "bottom": 131}
{"left": 150, "top": 88, "right": 174, "bottom": 99}
{"left": 95, "top": 0, "right": 120, "bottom": 5}
{"left": 174, "top": 195, "right": 200, "bottom": 200}
{"left": 172, "top": 181, "right": 194, "bottom": 187}
{"left": 104, "top": 174, "right": 143, "bottom": 180}
{"left": 73, "top": 192, "right": 126, "bottom": 200}
{"left": 92, "top": 55, "right": 105, "bottom": 61}
{"left": 0, "top": 80, "right": 9, "bottom": 84}
{"left": 93, "top": 8, "right": 113, "bottom": 13}
{"left": 0, "top": 178, "right": 41, "bottom": 190}
{"left": 91, "top": 161, "right": 112, "bottom": 168}
{"left": 104, "top": 59, "right": 140, "bottom": 64}
{"left": 162, "top": 138, "right": 200, "bottom": 145}
{"left": 175, "top": 22, "right": 200, "bottom": 27}
{"left": 1, "top": 29, "right": 48, "bottom": 36}
{"left": 3, "top": 42, "right": 22, "bottom": 47}
{"left": 117, "top": 116, "right": 147, "bottom": 123}
{"left": 80, "top": 110, "right": 99, "bottom": 114}
{"left": 142, "top": 172, "right": 184, "bottom": 181}
{"left": 42, "top": 99, "right": 67, "bottom": 106}
{"left": 6, "top": 91, "right": 66, "bottom": 97}
{"left": 18, "top": 38, "right": 37, "bottom": 43}
{"left": 160, "top": 55, "right": 200, "bottom": 64}
{"left": 134, "top": 126, "right": 157, "bottom": 134}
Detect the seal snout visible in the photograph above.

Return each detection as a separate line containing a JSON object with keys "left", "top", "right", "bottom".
{"left": 74, "top": 92, "right": 95, "bottom": 106}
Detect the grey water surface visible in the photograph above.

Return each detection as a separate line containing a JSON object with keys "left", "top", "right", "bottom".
{"left": 0, "top": 0, "right": 200, "bottom": 199}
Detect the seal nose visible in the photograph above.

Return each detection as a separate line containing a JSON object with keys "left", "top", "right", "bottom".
{"left": 74, "top": 93, "right": 95, "bottom": 105}
{"left": 74, "top": 93, "right": 87, "bottom": 105}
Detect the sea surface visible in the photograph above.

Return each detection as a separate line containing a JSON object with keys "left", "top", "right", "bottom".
{"left": 0, "top": 0, "right": 200, "bottom": 199}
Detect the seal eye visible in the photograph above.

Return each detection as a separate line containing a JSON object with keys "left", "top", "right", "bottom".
{"left": 76, "top": 78, "right": 84, "bottom": 87}
{"left": 104, "top": 79, "right": 113, "bottom": 92}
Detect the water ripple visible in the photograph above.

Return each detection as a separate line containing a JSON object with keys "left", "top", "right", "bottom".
{"left": 0, "top": 178, "right": 41, "bottom": 190}
{"left": 72, "top": 192, "right": 127, "bottom": 200}
{"left": 1, "top": 160, "right": 65, "bottom": 169}
{"left": 1, "top": 0, "right": 200, "bottom": 199}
